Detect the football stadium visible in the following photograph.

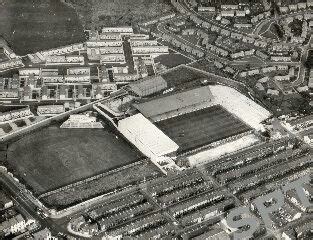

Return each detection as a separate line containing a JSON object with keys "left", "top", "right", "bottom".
{"left": 118, "top": 84, "right": 271, "bottom": 166}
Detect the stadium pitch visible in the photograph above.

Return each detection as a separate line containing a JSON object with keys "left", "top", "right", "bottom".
{"left": 156, "top": 105, "right": 252, "bottom": 154}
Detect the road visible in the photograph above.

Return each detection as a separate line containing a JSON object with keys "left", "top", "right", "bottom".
{"left": 253, "top": 9, "right": 313, "bottom": 35}
{"left": 292, "top": 34, "right": 313, "bottom": 87}
{"left": 0, "top": 169, "right": 75, "bottom": 238}
{"left": 0, "top": 91, "right": 129, "bottom": 238}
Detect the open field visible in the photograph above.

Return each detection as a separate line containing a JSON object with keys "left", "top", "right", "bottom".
{"left": 40, "top": 160, "right": 162, "bottom": 209}
{"left": 64, "top": 0, "right": 173, "bottom": 28}
{"left": 156, "top": 105, "right": 252, "bottom": 153}
{"left": 6, "top": 126, "right": 142, "bottom": 195}
{"left": 155, "top": 53, "right": 191, "bottom": 68}
{"left": 0, "top": 0, "right": 84, "bottom": 55}
{"left": 162, "top": 66, "right": 207, "bottom": 88}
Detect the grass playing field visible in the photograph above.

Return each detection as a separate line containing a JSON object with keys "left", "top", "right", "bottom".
{"left": 156, "top": 105, "right": 252, "bottom": 153}
{"left": 6, "top": 125, "right": 142, "bottom": 195}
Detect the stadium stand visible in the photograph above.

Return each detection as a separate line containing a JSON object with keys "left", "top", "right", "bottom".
{"left": 209, "top": 85, "right": 271, "bottom": 131}
{"left": 118, "top": 113, "right": 179, "bottom": 159}
{"left": 129, "top": 75, "right": 167, "bottom": 97}
{"left": 134, "top": 86, "right": 215, "bottom": 122}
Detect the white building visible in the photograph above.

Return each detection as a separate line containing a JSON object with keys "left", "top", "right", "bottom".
{"left": 102, "top": 27, "right": 133, "bottom": 34}
{"left": 67, "top": 67, "right": 90, "bottom": 76}
{"left": 37, "top": 105, "right": 64, "bottom": 116}
{"left": 221, "top": 10, "right": 235, "bottom": 17}
{"left": 99, "top": 46, "right": 124, "bottom": 55}
{"left": 130, "top": 40, "right": 158, "bottom": 47}
{"left": 86, "top": 40, "right": 122, "bottom": 48}
{"left": 118, "top": 113, "right": 179, "bottom": 159}
{"left": 0, "top": 107, "right": 32, "bottom": 123}
{"left": 131, "top": 46, "right": 169, "bottom": 56}
{"left": 45, "top": 55, "right": 84, "bottom": 65}
{"left": 99, "top": 33, "right": 122, "bottom": 40}
{"left": 100, "top": 54, "right": 126, "bottom": 64}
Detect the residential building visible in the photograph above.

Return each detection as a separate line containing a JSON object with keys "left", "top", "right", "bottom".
{"left": 0, "top": 214, "right": 26, "bottom": 236}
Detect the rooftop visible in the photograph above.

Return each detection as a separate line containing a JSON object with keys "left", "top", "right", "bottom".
{"left": 134, "top": 86, "right": 214, "bottom": 120}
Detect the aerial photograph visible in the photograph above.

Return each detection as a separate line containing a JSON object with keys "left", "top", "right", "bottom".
{"left": 0, "top": 0, "right": 312, "bottom": 239}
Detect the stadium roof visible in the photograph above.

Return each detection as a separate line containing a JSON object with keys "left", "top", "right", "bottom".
{"left": 129, "top": 76, "right": 167, "bottom": 97}
{"left": 134, "top": 86, "right": 214, "bottom": 119}
{"left": 118, "top": 113, "right": 179, "bottom": 157}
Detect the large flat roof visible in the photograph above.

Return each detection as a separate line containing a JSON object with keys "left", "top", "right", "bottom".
{"left": 134, "top": 86, "right": 214, "bottom": 119}
{"left": 118, "top": 113, "right": 179, "bottom": 157}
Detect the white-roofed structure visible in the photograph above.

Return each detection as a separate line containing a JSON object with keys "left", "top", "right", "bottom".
{"left": 118, "top": 113, "right": 179, "bottom": 158}
{"left": 209, "top": 85, "right": 271, "bottom": 131}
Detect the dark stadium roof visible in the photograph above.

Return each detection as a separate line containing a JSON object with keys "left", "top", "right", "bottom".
{"left": 133, "top": 86, "right": 214, "bottom": 119}
{"left": 129, "top": 75, "right": 167, "bottom": 97}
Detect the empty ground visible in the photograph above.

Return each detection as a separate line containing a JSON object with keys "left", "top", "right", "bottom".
{"left": 6, "top": 126, "right": 142, "bottom": 195}
{"left": 0, "top": 0, "right": 85, "bottom": 55}
{"left": 156, "top": 105, "right": 252, "bottom": 153}
{"left": 64, "top": 0, "right": 173, "bottom": 28}
{"left": 155, "top": 53, "right": 192, "bottom": 68}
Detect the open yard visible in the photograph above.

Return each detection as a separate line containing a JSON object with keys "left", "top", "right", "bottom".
{"left": 0, "top": 0, "right": 85, "bottom": 55}
{"left": 155, "top": 53, "right": 191, "bottom": 68}
{"left": 64, "top": 0, "right": 173, "bottom": 29}
{"left": 6, "top": 126, "right": 143, "bottom": 195}
{"left": 162, "top": 65, "right": 207, "bottom": 88}
{"left": 156, "top": 105, "right": 252, "bottom": 153}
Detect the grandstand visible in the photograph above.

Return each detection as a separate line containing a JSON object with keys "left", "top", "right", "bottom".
{"left": 209, "top": 85, "right": 271, "bottom": 131}
{"left": 134, "top": 86, "right": 215, "bottom": 122}
{"left": 121, "top": 84, "right": 271, "bottom": 166}
{"left": 129, "top": 75, "right": 167, "bottom": 97}
{"left": 118, "top": 113, "right": 179, "bottom": 159}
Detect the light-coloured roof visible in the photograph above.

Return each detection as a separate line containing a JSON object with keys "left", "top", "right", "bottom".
{"left": 134, "top": 86, "right": 214, "bottom": 118}
{"left": 118, "top": 113, "right": 178, "bottom": 157}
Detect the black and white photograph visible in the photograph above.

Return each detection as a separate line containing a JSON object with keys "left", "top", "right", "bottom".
{"left": 0, "top": 0, "right": 312, "bottom": 239}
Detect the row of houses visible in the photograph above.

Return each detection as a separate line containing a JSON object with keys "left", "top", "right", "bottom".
{"left": 251, "top": 11, "right": 271, "bottom": 24}
{"left": 19, "top": 67, "right": 92, "bottom": 85}
{"left": 231, "top": 49, "right": 255, "bottom": 59}
{"left": 160, "top": 33, "right": 204, "bottom": 58}
{"left": 0, "top": 107, "right": 32, "bottom": 123}
{"left": 45, "top": 55, "right": 84, "bottom": 65}
{"left": 0, "top": 59, "right": 24, "bottom": 72}
{"left": 279, "top": 1, "right": 313, "bottom": 14}
{"left": 189, "top": 14, "right": 268, "bottom": 48}
{"left": 0, "top": 215, "right": 28, "bottom": 237}
{"left": 239, "top": 65, "right": 289, "bottom": 78}
{"left": 220, "top": 9, "right": 248, "bottom": 17}
{"left": 37, "top": 105, "right": 65, "bottom": 116}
